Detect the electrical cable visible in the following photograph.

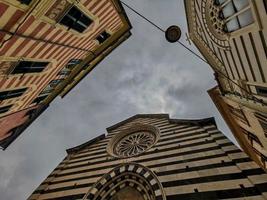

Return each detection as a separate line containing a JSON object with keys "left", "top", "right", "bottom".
{"left": 121, "top": 1, "right": 207, "bottom": 63}
{"left": 121, "top": 0, "right": 267, "bottom": 107}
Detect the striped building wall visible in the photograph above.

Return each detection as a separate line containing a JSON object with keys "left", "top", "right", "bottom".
{"left": 29, "top": 114, "right": 267, "bottom": 200}
{"left": 0, "top": 0, "right": 131, "bottom": 149}
{"left": 184, "top": 0, "right": 267, "bottom": 170}
{"left": 0, "top": 0, "right": 130, "bottom": 116}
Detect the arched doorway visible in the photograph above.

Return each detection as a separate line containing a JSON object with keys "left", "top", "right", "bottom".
{"left": 85, "top": 163, "right": 166, "bottom": 200}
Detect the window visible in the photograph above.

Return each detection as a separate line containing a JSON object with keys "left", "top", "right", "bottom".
{"left": 66, "top": 59, "right": 82, "bottom": 70}
{"left": 58, "top": 59, "right": 82, "bottom": 76}
{"left": 11, "top": 61, "right": 49, "bottom": 74}
{"left": 59, "top": 6, "right": 93, "bottom": 33}
{"left": 256, "top": 86, "right": 267, "bottom": 97}
{"left": 58, "top": 69, "right": 71, "bottom": 76}
{"left": 0, "top": 88, "right": 27, "bottom": 101}
{"left": 215, "top": 0, "right": 254, "bottom": 32}
{"left": 49, "top": 79, "right": 62, "bottom": 87}
{"left": 32, "top": 95, "right": 48, "bottom": 104}
{"left": 40, "top": 79, "right": 63, "bottom": 95}
{"left": 18, "top": 0, "right": 32, "bottom": 5}
{"left": 0, "top": 105, "right": 12, "bottom": 114}
{"left": 107, "top": 124, "right": 160, "bottom": 158}
{"left": 96, "top": 31, "right": 111, "bottom": 44}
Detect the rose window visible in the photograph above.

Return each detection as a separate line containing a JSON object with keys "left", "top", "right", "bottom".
{"left": 107, "top": 123, "right": 160, "bottom": 158}
{"left": 114, "top": 131, "right": 156, "bottom": 157}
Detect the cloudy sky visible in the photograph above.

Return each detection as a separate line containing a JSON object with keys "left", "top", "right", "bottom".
{"left": 0, "top": 1, "right": 238, "bottom": 199}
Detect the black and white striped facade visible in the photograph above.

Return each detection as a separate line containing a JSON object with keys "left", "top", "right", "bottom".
{"left": 28, "top": 114, "right": 267, "bottom": 200}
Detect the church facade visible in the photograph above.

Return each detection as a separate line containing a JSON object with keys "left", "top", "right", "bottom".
{"left": 29, "top": 114, "right": 267, "bottom": 200}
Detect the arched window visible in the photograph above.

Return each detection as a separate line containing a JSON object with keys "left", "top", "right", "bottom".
{"left": 215, "top": 0, "right": 254, "bottom": 32}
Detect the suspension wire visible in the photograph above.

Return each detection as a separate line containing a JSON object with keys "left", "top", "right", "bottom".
{"left": 121, "top": 1, "right": 207, "bottom": 63}
{"left": 177, "top": 40, "right": 208, "bottom": 64}
{"left": 121, "top": 1, "right": 165, "bottom": 32}
{"left": 121, "top": 1, "right": 267, "bottom": 107}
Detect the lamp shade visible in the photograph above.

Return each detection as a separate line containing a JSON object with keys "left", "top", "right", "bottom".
{"left": 165, "top": 25, "right": 181, "bottom": 43}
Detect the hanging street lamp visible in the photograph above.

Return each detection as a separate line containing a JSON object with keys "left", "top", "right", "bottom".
{"left": 165, "top": 25, "right": 182, "bottom": 43}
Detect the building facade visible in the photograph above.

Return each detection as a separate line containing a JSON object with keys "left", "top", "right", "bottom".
{"left": 184, "top": 0, "right": 267, "bottom": 169}
{"left": 29, "top": 114, "right": 267, "bottom": 200}
{"left": 0, "top": 0, "right": 131, "bottom": 149}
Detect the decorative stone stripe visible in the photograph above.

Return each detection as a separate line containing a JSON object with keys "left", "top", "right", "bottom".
{"left": 42, "top": 149, "right": 243, "bottom": 186}
{"left": 84, "top": 163, "right": 166, "bottom": 200}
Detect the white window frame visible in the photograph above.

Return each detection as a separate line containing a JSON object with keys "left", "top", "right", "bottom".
{"left": 216, "top": 0, "right": 261, "bottom": 38}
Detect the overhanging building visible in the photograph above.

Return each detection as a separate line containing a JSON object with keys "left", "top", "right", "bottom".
{"left": 0, "top": 0, "right": 131, "bottom": 149}
{"left": 184, "top": 0, "right": 267, "bottom": 169}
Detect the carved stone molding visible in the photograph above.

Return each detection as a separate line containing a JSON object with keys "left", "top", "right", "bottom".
{"left": 202, "top": 0, "right": 230, "bottom": 49}
{"left": 45, "top": 0, "right": 71, "bottom": 22}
